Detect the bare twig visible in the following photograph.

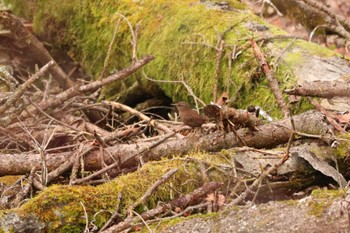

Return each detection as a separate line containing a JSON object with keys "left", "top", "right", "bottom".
{"left": 12, "top": 167, "right": 36, "bottom": 207}
{"left": 28, "top": 98, "right": 92, "bottom": 136}
{"left": 71, "top": 131, "right": 177, "bottom": 185}
{"left": 0, "top": 61, "right": 54, "bottom": 116}
{"left": 21, "top": 55, "right": 154, "bottom": 120}
{"left": 0, "top": 12, "right": 73, "bottom": 88}
{"left": 114, "top": 13, "right": 140, "bottom": 62}
{"left": 127, "top": 168, "right": 179, "bottom": 216}
{"left": 101, "top": 182, "right": 222, "bottom": 233}
{"left": 98, "top": 18, "right": 122, "bottom": 80}
{"left": 80, "top": 201, "right": 90, "bottom": 233}
{"left": 308, "top": 97, "right": 346, "bottom": 133}
{"left": 69, "top": 144, "right": 84, "bottom": 184}
{"left": 99, "top": 192, "right": 123, "bottom": 232}
{"left": 299, "top": 0, "right": 350, "bottom": 31}
{"left": 228, "top": 149, "right": 291, "bottom": 206}
{"left": 213, "top": 40, "right": 225, "bottom": 102}
{"left": 142, "top": 70, "right": 206, "bottom": 109}
{"left": 103, "top": 101, "right": 183, "bottom": 139}
{"left": 250, "top": 39, "right": 289, "bottom": 118}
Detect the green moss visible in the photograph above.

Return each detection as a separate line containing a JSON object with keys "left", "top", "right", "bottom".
{"left": 295, "top": 40, "right": 336, "bottom": 58}
{"left": 335, "top": 134, "right": 350, "bottom": 158}
{"left": 308, "top": 188, "right": 344, "bottom": 217}
{"left": 152, "top": 211, "right": 219, "bottom": 232}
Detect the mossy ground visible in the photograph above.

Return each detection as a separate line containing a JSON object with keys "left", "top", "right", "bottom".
{"left": 307, "top": 188, "right": 345, "bottom": 217}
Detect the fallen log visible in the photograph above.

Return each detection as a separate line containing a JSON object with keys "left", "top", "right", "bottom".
{"left": 0, "top": 110, "right": 331, "bottom": 176}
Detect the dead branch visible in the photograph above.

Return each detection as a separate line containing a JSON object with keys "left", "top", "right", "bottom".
{"left": 127, "top": 168, "right": 179, "bottom": 216}
{"left": 250, "top": 39, "right": 289, "bottom": 118}
{"left": 102, "top": 101, "right": 183, "bottom": 139}
{"left": 213, "top": 40, "right": 225, "bottom": 102}
{"left": 11, "top": 167, "right": 35, "bottom": 207}
{"left": 102, "top": 182, "right": 222, "bottom": 233}
{"left": 308, "top": 97, "right": 346, "bottom": 133}
{"left": 99, "top": 192, "right": 123, "bottom": 232}
{"left": 71, "top": 131, "right": 177, "bottom": 185}
{"left": 284, "top": 81, "right": 350, "bottom": 98}
{"left": 0, "top": 110, "right": 332, "bottom": 176}
{"left": 229, "top": 148, "right": 292, "bottom": 205}
{"left": 98, "top": 18, "right": 122, "bottom": 80}
{"left": 19, "top": 55, "right": 154, "bottom": 122}
{"left": 0, "top": 61, "right": 54, "bottom": 116}
{"left": 299, "top": 0, "right": 350, "bottom": 31}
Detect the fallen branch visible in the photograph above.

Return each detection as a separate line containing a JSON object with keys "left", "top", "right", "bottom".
{"left": 20, "top": 55, "right": 154, "bottom": 121}
{"left": 0, "top": 61, "right": 54, "bottom": 116}
{"left": 102, "top": 101, "right": 183, "bottom": 139}
{"left": 250, "top": 39, "right": 289, "bottom": 118}
{"left": 127, "top": 168, "right": 179, "bottom": 216}
{"left": 299, "top": 0, "right": 350, "bottom": 31}
{"left": 11, "top": 167, "right": 36, "bottom": 207}
{"left": 308, "top": 97, "right": 346, "bottom": 133}
{"left": 102, "top": 181, "right": 222, "bottom": 233}
{"left": 0, "top": 110, "right": 333, "bottom": 176}
{"left": 284, "top": 81, "right": 350, "bottom": 98}
{"left": 99, "top": 192, "right": 123, "bottom": 232}
{"left": 71, "top": 131, "right": 177, "bottom": 185}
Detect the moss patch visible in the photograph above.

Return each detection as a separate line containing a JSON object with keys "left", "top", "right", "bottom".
{"left": 308, "top": 188, "right": 344, "bottom": 217}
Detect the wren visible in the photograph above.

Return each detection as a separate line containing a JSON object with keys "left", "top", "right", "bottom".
{"left": 172, "top": 102, "right": 206, "bottom": 128}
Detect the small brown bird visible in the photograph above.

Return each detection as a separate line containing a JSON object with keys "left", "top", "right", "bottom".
{"left": 172, "top": 102, "right": 206, "bottom": 128}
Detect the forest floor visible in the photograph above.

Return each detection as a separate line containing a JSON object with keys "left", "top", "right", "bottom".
{"left": 243, "top": 0, "right": 350, "bottom": 58}
{"left": 1, "top": 1, "right": 350, "bottom": 232}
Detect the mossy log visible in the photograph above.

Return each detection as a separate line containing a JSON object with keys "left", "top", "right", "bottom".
{"left": 4, "top": 0, "right": 350, "bottom": 117}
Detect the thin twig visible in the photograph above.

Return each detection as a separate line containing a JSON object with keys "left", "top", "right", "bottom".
{"left": 0, "top": 60, "right": 54, "bottom": 115}
{"left": 103, "top": 101, "right": 183, "bottom": 139}
{"left": 308, "top": 97, "right": 346, "bottom": 133}
{"left": 127, "top": 168, "right": 179, "bottom": 216}
{"left": 250, "top": 39, "right": 289, "bottom": 118}
{"left": 12, "top": 167, "right": 35, "bottom": 207}
{"left": 99, "top": 192, "right": 123, "bottom": 232}
{"left": 80, "top": 201, "right": 90, "bottom": 233}
{"left": 71, "top": 131, "right": 177, "bottom": 185}
{"left": 98, "top": 18, "right": 122, "bottom": 80}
